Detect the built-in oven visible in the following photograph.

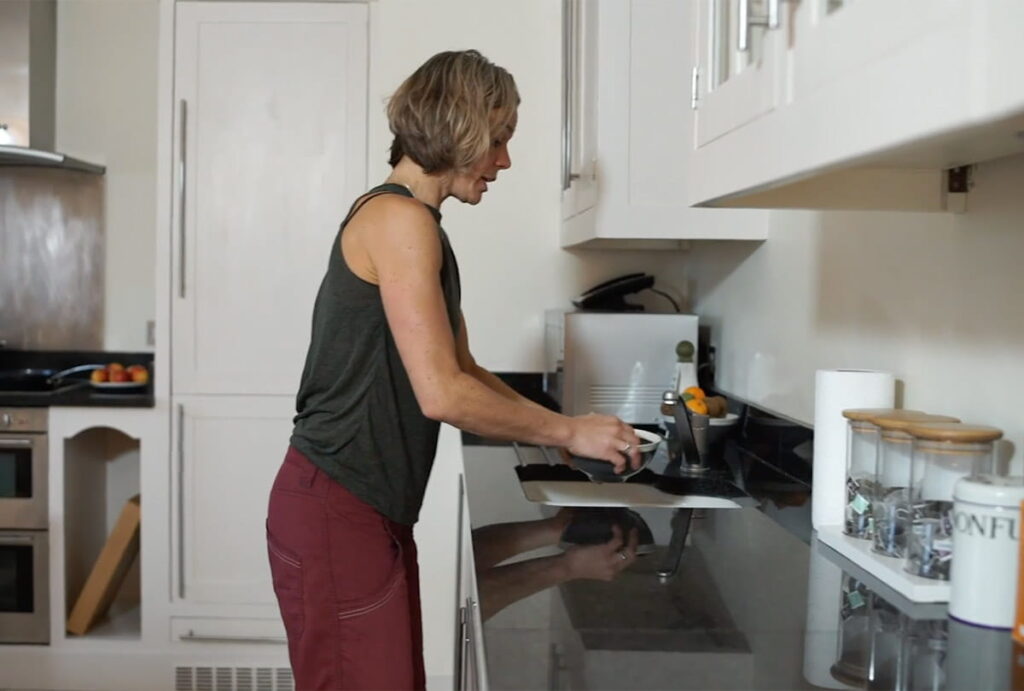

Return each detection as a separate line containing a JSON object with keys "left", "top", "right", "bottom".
{"left": 0, "top": 408, "right": 48, "bottom": 529}
{"left": 0, "top": 530, "right": 49, "bottom": 643}
{"left": 0, "top": 408, "right": 49, "bottom": 643}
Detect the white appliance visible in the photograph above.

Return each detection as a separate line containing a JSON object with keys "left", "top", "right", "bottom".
{"left": 544, "top": 311, "right": 699, "bottom": 425}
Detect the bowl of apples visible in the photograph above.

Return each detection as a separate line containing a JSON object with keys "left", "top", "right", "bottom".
{"left": 90, "top": 363, "right": 150, "bottom": 390}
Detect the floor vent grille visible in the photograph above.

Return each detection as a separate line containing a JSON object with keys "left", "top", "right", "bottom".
{"left": 175, "top": 665, "right": 293, "bottom": 691}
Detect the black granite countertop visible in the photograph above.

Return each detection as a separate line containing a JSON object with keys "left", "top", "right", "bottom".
{"left": 0, "top": 349, "right": 155, "bottom": 408}
{"left": 461, "top": 378, "right": 1019, "bottom": 690}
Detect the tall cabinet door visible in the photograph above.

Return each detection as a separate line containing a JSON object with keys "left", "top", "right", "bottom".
{"left": 172, "top": 2, "right": 368, "bottom": 395}
{"left": 173, "top": 395, "right": 294, "bottom": 605}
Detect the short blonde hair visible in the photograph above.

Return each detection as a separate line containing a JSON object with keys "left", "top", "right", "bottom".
{"left": 387, "top": 50, "right": 519, "bottom": 173}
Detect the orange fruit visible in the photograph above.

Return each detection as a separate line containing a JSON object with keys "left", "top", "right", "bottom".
{"left": 685, "top": 398, "right": 708, "bottom": 415}
{"left": 683, "top": 386, "right": 706, "bottom": 400}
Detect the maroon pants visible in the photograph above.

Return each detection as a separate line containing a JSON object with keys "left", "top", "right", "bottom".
{"left": 266, "top": 446, "right": 425, "bottom": 690}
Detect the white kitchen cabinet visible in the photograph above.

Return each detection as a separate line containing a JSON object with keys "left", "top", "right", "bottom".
{"left": 172, "top": 395, "right": 292, "bottom": 611}
{"left": 790, "top": 0, "right": 956, "bottom": 103}
{"left": 687, "top": 0, "right": 1024, "bottom": 210}
{"left": 561, "top": 0, "right": 769, "bottom": 248}
{"left": 171, "top": 2, "right": 367, "bottom": 395}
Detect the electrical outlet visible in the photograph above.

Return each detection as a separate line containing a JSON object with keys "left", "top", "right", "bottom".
{"left": 146, "top": 320, "right": 156, "bottom": 346}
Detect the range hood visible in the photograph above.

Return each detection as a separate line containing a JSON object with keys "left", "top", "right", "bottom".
{"left": 0, "top": 0, "right": 104, "bottom": 174}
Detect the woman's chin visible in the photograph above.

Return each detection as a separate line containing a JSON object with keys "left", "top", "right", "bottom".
{"left": 456, "top": 190, "right": 485, "bottom": 205}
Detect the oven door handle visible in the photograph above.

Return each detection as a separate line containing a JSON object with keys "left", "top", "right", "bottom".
{"left": 0, "top": 535, "right": 35, "bottom": 545}
{"left": 0, "top": 439, "right": 32, "bottom": 447}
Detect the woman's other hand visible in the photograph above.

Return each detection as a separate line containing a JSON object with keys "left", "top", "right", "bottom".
{"left": 562, "top": 524, "right": 639, "bottom": 582}
{"left": 566, "top": 414, "right": 642, "bottom": 473}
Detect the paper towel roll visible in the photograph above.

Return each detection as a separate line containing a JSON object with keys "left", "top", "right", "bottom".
{"left": 813, "top": 369, "right": 895, "bottom": 529}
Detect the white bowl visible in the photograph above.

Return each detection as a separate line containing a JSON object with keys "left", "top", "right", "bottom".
{"left": 570, "top": 429, "right": 664, "bottom": 483}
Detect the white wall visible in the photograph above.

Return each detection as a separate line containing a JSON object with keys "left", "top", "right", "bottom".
{"left": 689, "top": 153, "right": 1024, "bottom": 470}
{"left": 55, "top": 0, "right": 158, "bottom": 351}
{"left": 368, "top": 0, "right": 689, "bottom": 374}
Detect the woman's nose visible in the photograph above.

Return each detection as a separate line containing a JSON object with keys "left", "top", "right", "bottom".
{"left": 496, "top": 144, "right": 511, "bottom": 170}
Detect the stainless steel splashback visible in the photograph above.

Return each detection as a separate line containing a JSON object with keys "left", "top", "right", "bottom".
{"left": 0, "top": 168, "right": 104, "bottom": 350}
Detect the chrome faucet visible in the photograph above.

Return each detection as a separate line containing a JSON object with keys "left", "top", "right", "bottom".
{"left": 661, "top": 390, "right": 710, "bottom": 475}
{"left": 656, "top": 508, "right": 693, "bottom": 583}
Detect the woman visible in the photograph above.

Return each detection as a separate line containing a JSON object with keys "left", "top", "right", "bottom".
{"left": 266, "top": 50, "right": 641, "bottom": 690}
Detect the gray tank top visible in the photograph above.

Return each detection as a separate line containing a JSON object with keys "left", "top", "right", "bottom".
{"left": 290, "top": 183, "right": 461, "bottom": 525}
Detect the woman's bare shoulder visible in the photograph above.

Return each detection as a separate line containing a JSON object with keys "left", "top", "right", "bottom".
{"left": 343, "top": 193, "right": 441, "bottom": 282}
{"left": 350, "top": 192, "right": 434, "bottom": 232}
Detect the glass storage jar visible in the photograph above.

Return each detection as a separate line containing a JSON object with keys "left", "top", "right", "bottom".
{"left": 901, "top": 617, "right": 948, "bottom": 689}
{"left": 869, "top": 412, "right": 960, "bottom": 558}
{"left": 831, "top": 574, "right": 872, "bottom": 687}
{"left": 841, "top": 408, "right": 908, "bottom": 540}
{"left": 904, "top": 422, "right": 1002, "bottom": 581}
{"left": 866, "top": 592, "right": 904, "bottom": 690}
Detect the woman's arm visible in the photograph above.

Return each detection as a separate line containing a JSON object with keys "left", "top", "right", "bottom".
{"left": 454, "top": 312, "right": 549, "bottom": 412}
{"left": 471, "top": 510, "right": 571, "bottom": 571}
{"left": 362, "top": 198, "right": 640, "bottom": 469}
{"left": 476, "top": 525, "right": 638, "bottom": 622}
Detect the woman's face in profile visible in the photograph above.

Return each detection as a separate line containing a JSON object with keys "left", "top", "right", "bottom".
{"left": 450, "top": 111, "right": 517, "bottom": 205}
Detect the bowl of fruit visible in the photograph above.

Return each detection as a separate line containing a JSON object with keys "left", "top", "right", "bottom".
{"left": 90, "top": 363, "right": 150, "bottom": 390}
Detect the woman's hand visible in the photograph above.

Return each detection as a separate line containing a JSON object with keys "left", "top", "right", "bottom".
{"left": 562, "top": 524, "right": 639, "bottom": 582}
{"left": 566, "top": 414, "right": 642, "bottom": 473}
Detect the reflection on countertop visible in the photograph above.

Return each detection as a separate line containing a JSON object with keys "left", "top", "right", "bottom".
{"left": 462, "top": 390, "right": 1019, "bottom": 691}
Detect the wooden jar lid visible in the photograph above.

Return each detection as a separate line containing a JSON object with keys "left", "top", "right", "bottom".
{"left": 869, "top": 411, "right": 960, "bottom": 432}
{"left": 905, "top": 422, "right": 1004, "bottom": 443}
{"left": 842, "top": 408, "right": 909, "bottom": 422}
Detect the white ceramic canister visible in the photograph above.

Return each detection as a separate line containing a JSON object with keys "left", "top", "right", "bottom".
{"left": 948, "top": 474, "right": 1024, "bottom": 629}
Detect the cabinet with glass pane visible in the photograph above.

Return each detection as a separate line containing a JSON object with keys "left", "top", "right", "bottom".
{"left": 687, "top": 0, "right": 1024, "bottom": 210}
{"left": 560, "top": 0, "right": 770, "bottom": 246}
{"left": 561, "top": 0, "right": 599, "bottom": 226}
{"left": 693, "top": 0, "right": 784, "bottom": 149}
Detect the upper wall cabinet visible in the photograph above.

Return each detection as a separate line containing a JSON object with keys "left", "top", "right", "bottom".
{"left": 687, "top": 0, "right": 1024, "bottom": 211}
{"left": 171, "top": 2, "right": 368, "bottom": 395}
{"left": 560, "top": 0, "right": 769, "bottom": 249}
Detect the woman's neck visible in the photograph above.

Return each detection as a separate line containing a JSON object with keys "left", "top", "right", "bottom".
{"left": 385, "top": 158, "right": 449, "bottom": 208}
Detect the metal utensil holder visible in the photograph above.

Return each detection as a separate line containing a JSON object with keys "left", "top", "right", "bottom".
{"left": 662, "top": 390, "right": 710, "bottom": 476}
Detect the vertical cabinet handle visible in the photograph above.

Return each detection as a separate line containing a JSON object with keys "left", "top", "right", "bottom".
{"left": 691, "top": 66, "right": 700, "bottom": 110}
{"left": 457, "top": 606, "right": 468, "bottom": 690}
{"left": 177, "top": 99, "right": 188, "bottom": 298}
{"left": 547, "top": 643, "right": 564, "bottom": 690}
{"left": 561, "top": 0, "right": 573, "bottom": 191}
{"left": 739, "top": 0, "right": 780, "bottom": 52}
{"left": 738, "top": 0, "right": 750, "bottom": 51}
{"left": 177, "top": 403, "right": 186, "bottom": 599}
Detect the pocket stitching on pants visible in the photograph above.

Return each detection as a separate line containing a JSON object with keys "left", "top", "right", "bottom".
{"left": 336, "top": 569, "right": 405, "bottom": 621}
{"left": 267, "top": 533, "right": 305, "bottom": 639}
{"left": 268, "top": 540, "right": 301, "bottom": 569}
